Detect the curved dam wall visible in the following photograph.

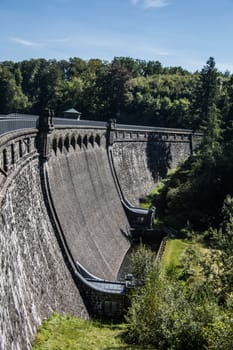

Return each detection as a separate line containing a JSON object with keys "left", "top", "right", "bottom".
{"left": 0, "top": 117, "right": 201, "bottom": 349}
{"left": 47, "top": 128, "right": 130, "bottom": 281}
{"left": 0, "top": 130, "right": 87, "bottom": 350}
{"left": 110, "top": 126, "right": 201, "bottom": 205}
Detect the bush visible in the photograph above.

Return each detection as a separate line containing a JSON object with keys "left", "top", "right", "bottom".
{"left": 125, "top": 270, "right": 233, "bottom": 349}
{"left": 129, "top": 243, "right": 155, "bottom": 283}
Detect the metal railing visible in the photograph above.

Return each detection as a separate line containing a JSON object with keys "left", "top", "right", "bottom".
{"left": 0, "top": 113, "right": 201, "bottom": 136}
{"left": 0, "top": 116, "right": 39, "bottom": 136}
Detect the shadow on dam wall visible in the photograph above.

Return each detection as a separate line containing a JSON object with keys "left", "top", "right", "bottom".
{"left": 47, "top": 143, "right": 131, "bottom": 281}
{"left": 111, "top": 130, "right": 193, "bottom": 206}
{"left": 111, "top": 140, "right": 172, "bottom": 207}
{"left": 146, "top": 135, "right": 172, "bottom": 183}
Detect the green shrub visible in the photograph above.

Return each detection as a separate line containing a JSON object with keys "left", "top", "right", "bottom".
{"left": 128, "top": 243, "right": 156, "bottom": 283}
{"left": 125, "top": 269, "right": 233, "bottom": 349}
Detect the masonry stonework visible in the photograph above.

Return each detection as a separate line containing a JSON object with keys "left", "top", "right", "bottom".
{"left": 0, "top": 118, "right": 201, "bottom": 349}
{"left": 111, "top": 128, "right": 200, "bottom": 205}
{"left": 0, "top": 133, "right": 87, "bottom": 350}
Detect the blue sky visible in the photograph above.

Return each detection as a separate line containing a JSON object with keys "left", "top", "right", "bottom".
{"left": 1, "top": 0, "right": 233, "bottom": 72}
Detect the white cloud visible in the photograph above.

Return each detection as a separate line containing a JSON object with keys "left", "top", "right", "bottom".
{"left": 10, "top": 37, "right": 41, "bottom": 47}
{"left": 145, "top": 0, "right": 169, "bottom": 8}
{"left": 52, "top": 37, "right": 71, "bottom": 43}
{"left": 131, "top": 0, "right": 169, "bottom": 8}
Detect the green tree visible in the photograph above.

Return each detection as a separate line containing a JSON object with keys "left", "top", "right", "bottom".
{"left": 0, "top": 66, "right": 29, "bottom": 113}
{"left": 192, "top": 57, "right": 220, "bottom": 130}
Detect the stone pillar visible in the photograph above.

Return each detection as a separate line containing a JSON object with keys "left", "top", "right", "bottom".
{"left": 38, "top": 109, "right": 54, "bottom": 160}
{"left": 189, "top": 133, "right": 194, "bottom": 155}
{"left": 106, "top": 119, "right": 117, "bottom": 148}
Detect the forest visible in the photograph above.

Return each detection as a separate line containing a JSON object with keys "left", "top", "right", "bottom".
{"left": 1, "top": 55, "right": 231, "bottom": 130}
{"left": 1, "top": 56, "right": 233, "bottom": 349}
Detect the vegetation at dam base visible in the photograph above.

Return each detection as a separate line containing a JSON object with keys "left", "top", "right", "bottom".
{"left": 32, "top": 231, "right": 233, "bottom": 349}
{"left": 32, "top": 314, "right": 128, "bottom": 350}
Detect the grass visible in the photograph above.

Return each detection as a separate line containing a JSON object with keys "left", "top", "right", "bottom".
{"left": 161, "top": 237, "right": 207, "bottom": 277}
{"left": 161, "top": 238, "right": 192, "bottom": 270}
{"left": 140, "top": 184, "right": 162, "bottom": 209}
{"left": 32, "top": 313, "right": 146, "bottom": 350}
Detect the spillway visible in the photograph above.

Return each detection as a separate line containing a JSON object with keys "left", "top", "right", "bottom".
{"left": 47, "top": 142, "right": 131, "bottom": 281}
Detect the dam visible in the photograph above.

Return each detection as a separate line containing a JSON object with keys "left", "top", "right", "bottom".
{"left": 0, "top": 112, "right": 202, "bottom": 350}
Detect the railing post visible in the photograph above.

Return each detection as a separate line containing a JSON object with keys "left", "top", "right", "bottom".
{"left": 38, "top": 109, "right": 54, "bottom": 160}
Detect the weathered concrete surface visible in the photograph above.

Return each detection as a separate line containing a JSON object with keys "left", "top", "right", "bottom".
{"left": 48, "top": 144, "right": 130, "bottom": 281}
{"left": 112, "top": 140, "right": 191, "bottom": 206}
{"left": 0, "top": 159, "right": 87, "bottom": 350}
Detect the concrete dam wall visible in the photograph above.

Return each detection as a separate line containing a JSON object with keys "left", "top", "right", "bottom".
{"left": 47, "top": 129, "right": 130, "bottom": 281}
{"left": 0, "top": 115, "right": 201, "bottom": 350}
{"left": 0, "top": 130, "right": 87, "bottom": 350}
{"left": 110, "top": 125, "right": 199, "bottom": 205}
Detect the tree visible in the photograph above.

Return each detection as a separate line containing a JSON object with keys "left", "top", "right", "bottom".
{"left": 191, "top": 57, "right": 220, "bottom": 130}
{"left": 0, "top": 66, "right": 29, "bottom": 113}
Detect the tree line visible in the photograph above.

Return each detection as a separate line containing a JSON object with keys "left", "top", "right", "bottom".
{"left": 0, "top": 56, "right": 232, "bottom": 130}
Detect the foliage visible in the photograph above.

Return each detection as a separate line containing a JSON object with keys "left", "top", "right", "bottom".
{"left": 32, "top": 313, "right": 130, "bottom": 350}
{"left": 201, "top": 196, "right": 233, "bottom": 302}
{"left": 126, "top": 195, "right": 233, "bottom": 349}
{"left": 126, "top": 230, "right": 233, "bottom": 349}
{"left": 128, "top": 243, "right": 156, "bottom": 283}
{"left": 126, "top": 268, "right": 233, "bottom": 350}
{"left": 149, "top": 57, "right": 233, "bottom": 232}
{"left": 0, "top": 55, "right": 230, "bottom": 130}
{"left": 161, "top": 238, "right": 193, "bottom": 276}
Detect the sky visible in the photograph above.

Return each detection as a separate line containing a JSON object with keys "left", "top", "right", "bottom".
{"left": 1, "top": 0, "right": 233, "bottom": 72}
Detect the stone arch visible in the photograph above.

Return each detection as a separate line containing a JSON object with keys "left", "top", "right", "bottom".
{"left": 95, "top": 134, "right": 101, "bottom": 147}
{"left": 64, "top": 135, "right": 70, "bottom": 151}
{"left": 3, "top": 148, "right": 8, "bottom": 172}
{"left": 89, "top": 134, "right": 94, "bottom": 148}
{"left": 58, "top": 137, "right": 63, "bottom": 153}
{"left": 83, "top": 135, "right": 88, "bottom": 148}
{"left": 77, "top": 135, "right": 82, "bottom": 149}
{"left": 52, "top": 138, "right": 58, "bottom": 155}
{"left": 10, "top": 143, "right": 15, "bottom": 164}
{"left": 19, "top": 139, "right": 23, "bottom": 157}
{"left": 70, "top": 135, "right": 76, "bottom": 150}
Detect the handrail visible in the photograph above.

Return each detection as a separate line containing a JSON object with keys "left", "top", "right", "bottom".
{"left": 0, "top": 113, "right": 203, "bottom": 136}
